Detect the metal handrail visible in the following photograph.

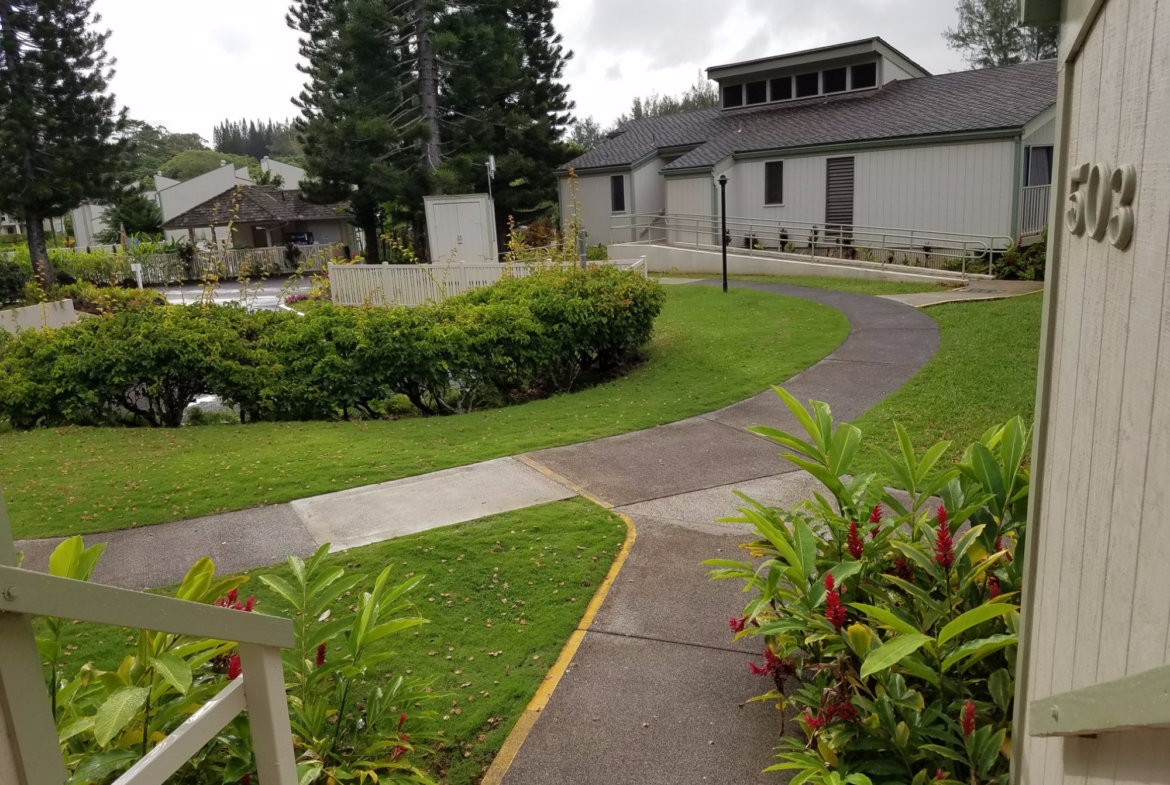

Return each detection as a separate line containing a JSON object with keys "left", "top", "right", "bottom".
{"left": 610, "top": 212, "right": 1011, "bottom": 277}
{"left": 0, "top": 498, "right": 297, "bottom": 785}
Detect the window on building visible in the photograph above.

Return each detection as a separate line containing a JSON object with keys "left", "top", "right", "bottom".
{"left": 1025, "top": 145, "right": 1054, "bottom": 186}
{"left": 765, "top": 161, "right": 784, "bottom": 205}
{"left": 610, "top": 175, "right": 626, "bottom": 213}
{"left": 795, "top": 72, "right": 820, "bottom": 98}
{"left": 822, "top": 67, "right": 847, "bottom": 93}
{"left": 771, "top": 77, "right": 792, "bottom": 101}
{"left": 723, "top": 84, "right": 744, "bottom": 108}
{"left": 851, "top": 62, "right": 878, "bottom": 89}
{"left": 745, "top": 80, "right": 767, "bottom": 105}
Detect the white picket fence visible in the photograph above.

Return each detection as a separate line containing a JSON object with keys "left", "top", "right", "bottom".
{"left": 329, "top": 258, "right": 647, "bottom": 307}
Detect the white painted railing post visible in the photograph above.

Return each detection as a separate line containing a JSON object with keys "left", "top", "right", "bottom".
{"left": 237, "top": 643, "right": 297, "bottom": 785}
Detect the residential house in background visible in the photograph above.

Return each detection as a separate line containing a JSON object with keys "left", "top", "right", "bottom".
{"left": 559, "top": 38, "right": 1057, "bottom": 258}
{"left": 70, "top": 157, "right": 307, "bottom": 247}
{"left": 162, "top": 185, "right": 358, "bottom": 250}
{"left": 0, "top": 213, "right": 19, "bottom": 235}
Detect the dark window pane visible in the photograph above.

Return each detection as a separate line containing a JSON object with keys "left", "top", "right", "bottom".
{"left": 723, "top": 84, "right": 743, "bottom": 108}
{"left": 851, "top": 62, "right": 877, "bottom": 89}
{"left": 611, "top": 175, "right": 625, "bottom": 213}
{"left": 765, "top": 161, "right": 784, "bottom": 205}
{"left": 1026, "top": 145, "right": 1054, "bottom": 186}
{"left": 745, "top": 80, "right": 767, "bottom": 104}
{"left": 795, "top": 72, "right": 819, "bottom": 97}
{"left": 822, "top": 68, "right": 847, "bottom": 93}
{"left": 770, "top": 77, "right": 792, "bottom": 101}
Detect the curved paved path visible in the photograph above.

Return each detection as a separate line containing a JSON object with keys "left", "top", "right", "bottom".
{"left": 14, "top": 281, "right": 939, "bottom": 783}
{"left": 498, "top": 280, "right": 939, "bottom": 785}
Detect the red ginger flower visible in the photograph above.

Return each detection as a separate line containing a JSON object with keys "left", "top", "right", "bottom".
{"left": 391, "top": 712, "right": 410, "bottom": 760}
{"left": 987, "top": 575, "right": 1001, "bottom": 599}
{"left": 227, "top": 588, "right": 238, "bottom": 605}
{"left": 824, "top": 573, "right": 848, "bottom": 630}
{"left": 241, "top": 776, "right": 251, "bottom": 785}
{"left": 749, "top": 647, "right": 796, "bottom": 678}
{"left": 803, "top": 712, "right": 825, "bottom": 731}
{"left": 244, "top": 596, "right": 255, "bottom": 612}
{"left": 893, "top": 556, "right": 914, "bottom": 581}
{"left": 729, "top": 616, "right": 747, "bottom": 634}
{"left": 227, "top": 653, "right": 242, "bottom": 681}
{"left": 937, "top": 504, "right": 949, "bottom": 530}
{"left": 869, "top": 505, "right": 882, "bottom": 538}
{"left": 316, "top": 643, "right": 327, "bottom": 667}
{"left": 847, "top": 521, "right": 864, "bottom": 559}
{"left": 934, "top": 524, "right": 955, "bottom": 571}
{"left": 823, "top": 700, "right": 858, "bottom": 723}
{"left": 961, "top": 700, "right": 976, "bottom": 739}
{"left": 936, "top": 770, "right": 947, "bottom": 781}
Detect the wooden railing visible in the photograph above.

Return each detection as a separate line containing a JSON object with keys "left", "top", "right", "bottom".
{"left": 0, "top": 495, "right": 297, "bottom": 785}
{"left": 329, "top": 258, "right": 648, "bottom": 307}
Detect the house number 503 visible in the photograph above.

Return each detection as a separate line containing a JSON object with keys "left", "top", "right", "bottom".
{"left": 1066, "top": 162, "right": 1137, "bottom": 250}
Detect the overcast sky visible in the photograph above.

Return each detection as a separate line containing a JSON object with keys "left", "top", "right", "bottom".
{"left": 94, "top": 0, "right": 970, "bottom": 143}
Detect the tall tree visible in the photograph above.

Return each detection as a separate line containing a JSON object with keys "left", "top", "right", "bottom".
{"left": 435, "top": 0, "right": 575, "bottom": 237}
{"left": 944, "top": 0, "right": 1058, "bottom": 68}
{"left": 120, "top": 120, "right": 206, "bottom": 184}
{"left": 612, "top": 72, "right": 719, "bottom": 129}
{"left": 568, "top": 116, "right": 606, "bottom": 153}
{"left": 0, "top": 0, "right": 127, "bottom": 285}
{"left": 289, "top": 0, "right": 430, "bottom": 262}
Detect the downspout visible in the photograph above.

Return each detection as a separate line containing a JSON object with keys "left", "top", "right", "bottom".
{"left": 1010, "top": 135, "right": 1024, "bottom": 240}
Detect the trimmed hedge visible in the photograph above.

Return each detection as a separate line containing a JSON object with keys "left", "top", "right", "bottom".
{"left": 0, "top": 266, "right": 664, "bottom": 428}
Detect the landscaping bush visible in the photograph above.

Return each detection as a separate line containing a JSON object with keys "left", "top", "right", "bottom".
{"left": 0, "top": 266, "right": 664, "bottom": 428}
{"left": 995, "top": 230, "right": 1047, "bottom": 281}
{"left": 708, "top": 388, "right": 1027, "bottom": 785}
{"left": 55, "top": 281, "right": 166, "bottom": 314}
{"left": 0, "top": 258, "right": 30, "bottom": 305}
{"left": 40, "top": 537, "right": 436, "bottom": 784}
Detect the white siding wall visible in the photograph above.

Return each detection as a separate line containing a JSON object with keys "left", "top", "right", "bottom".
{"left": 664, "top": 175, "right": 714, "bottom": 244}
{"left": 1024, "top": 116, "right": 1057, "bottom": 147}
{"left": 632, "top": 157, "right": 666, "bottom": 216}
{"left": 158, "top": 164, "right": 246, "bottom": 223}
{"left": 723, "top": 139, "right": 1018, "bottom": 241}
{"left": 882, "top": 59, "right": 916, "bottom": 83}
{"left": 1021, "top": 0, "right": 1170, "bottom": 781}
{"left": 561, "top": 172, "right": 628, "bottom": 246}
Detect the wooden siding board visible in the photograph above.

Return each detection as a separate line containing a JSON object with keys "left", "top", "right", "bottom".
{"left": 1095, "top": 0, "right": 1156, "bottom": 689}
{"left": 1070, "top": 0, "right": 1128, "bottom": 695}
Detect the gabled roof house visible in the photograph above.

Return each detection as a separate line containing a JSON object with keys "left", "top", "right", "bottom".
{"left": 560, "top": 38, "right": 1057, "bottom": 253}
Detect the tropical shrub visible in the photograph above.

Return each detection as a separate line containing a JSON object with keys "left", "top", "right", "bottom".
{"left": 708, "top": 388, "right": 1028, "bottom": 785}
{"left": 995, "top": 230, "right": 1047, "bottom": 281}
{"left": 0, "top": 258, "right": 29, "bottom": 305}
{"left": 54, "top": 281, "right": 166, "bottom": 314}
{"left": 0, "top": 267, "right": 664, "bottom": 428}
{"left": 38, "top": 537, "right": 436, "bottom": 785}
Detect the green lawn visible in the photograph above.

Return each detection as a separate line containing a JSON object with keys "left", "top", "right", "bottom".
{"left": 45, "top": 498, "right": 626, "bottom": 785}
{"left": 657, "top": 273, "right": 953, "bottom": 296}
{"left": 851, "top": 293, "right": 1044, "bottom": 473}
{"left": 2, "top": 285, "right": 852, "bottom": 540}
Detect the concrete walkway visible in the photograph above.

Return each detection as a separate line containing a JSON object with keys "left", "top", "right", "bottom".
{"left": 15, "top": 279, "right": 940, "bottom": 782}
{"left": 15, "top": 457, "right": 575, "bottom": 589}
{"left": 495, "top": 280, "right": 939, "bottom": 784}
{"left": 881, "top": 278, "right": 1043, "bottom": 308}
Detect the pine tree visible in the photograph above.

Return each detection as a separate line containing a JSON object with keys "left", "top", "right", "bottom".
{"left": 95, "top": 187, "right": 162, "bottom": 243}
{"left": 435, "top": 0, "right": 574, "bottom": 237}
{"left": 290, "top": 0, "right": 430, "bottom": 262}
{"left": 0, "top": 0, "right": 127, "bottom": 285}
{"left": 944, "top": 0, "right": 1058, "bottom": 68}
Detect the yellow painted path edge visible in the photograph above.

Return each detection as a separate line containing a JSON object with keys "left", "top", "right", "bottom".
{"left": 480, "top": 456, "right": 636, "bottom": 785}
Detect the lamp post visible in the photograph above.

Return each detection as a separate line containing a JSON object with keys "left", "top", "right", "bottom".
{"left": 718, "top": 174, "right": 729, "bottom": 293}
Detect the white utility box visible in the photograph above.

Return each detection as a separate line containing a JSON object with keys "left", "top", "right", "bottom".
{"left": 424, "top": 194, "right": 499, "bottom": 263}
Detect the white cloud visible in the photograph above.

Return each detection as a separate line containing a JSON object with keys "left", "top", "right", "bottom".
{"left": 93, "top": 0, "right": 970, "bottom": 144}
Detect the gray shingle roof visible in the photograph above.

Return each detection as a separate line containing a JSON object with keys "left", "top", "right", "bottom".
{"left": 163, "top": 186, "right": 349, "bottom": 229}
{"left": 561, "top": 60, "right": 1057, "bottom": 173}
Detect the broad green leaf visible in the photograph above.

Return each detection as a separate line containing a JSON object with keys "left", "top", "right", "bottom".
{"left": 65, "top": 750, "right": 139, "bottom": 785}
{"left": 49, "top": 536, "right": 83, "bottom": 578}
{"left": 937, "top": 603, "right": 1014, "bottom": 647}
{"left": 150, "top": 653, "right": 192, "bottom": 696}
{"left": 93, "top": 686, "right": 148, "bottom": 746}
{"left": 828, "top": 423, "right": 862, "bottom": 476}
{"left": 915, "top": 440, "right": 953, "bottom": 486}
{"left": 859, "top": 634, "right": 933, "bottom": 679}
{"left": 258, "top": 574, "right": 303, "bottom": 611}
{"left": 772, "top": 386, "right": 824, "bottom": 452}
{"left": 849, "top": 603, "right": 921, "bottom": 637}
{"left": 76, "top": 543, "right": 107, "bottom": 581}
{"left": 793, "top": 518, "right": 818, "bottom": 583}
{"left": 940, "top": 634, "right": 1017, "bottom": 672}
{"left": 58, "top": 716, "right": 94, "bottom": 743}
{"left": 895, "top": 423, "right": 918, "bottom": 484}
{"left": 747, "top": 425, "right": 820, "bottom": 462}
{"left": 989, "top": 668, "right": 1013, "bottom": 712}
{"left": 970, "top": 443, "right": 1005, "bottom": 508}
{"left": 784, "top": 454, "right": 845, "bottom": 497}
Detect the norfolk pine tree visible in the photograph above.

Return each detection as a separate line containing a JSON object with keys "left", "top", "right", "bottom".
{"left": 0, "top": 0, "right": 127, "bottom": 285}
